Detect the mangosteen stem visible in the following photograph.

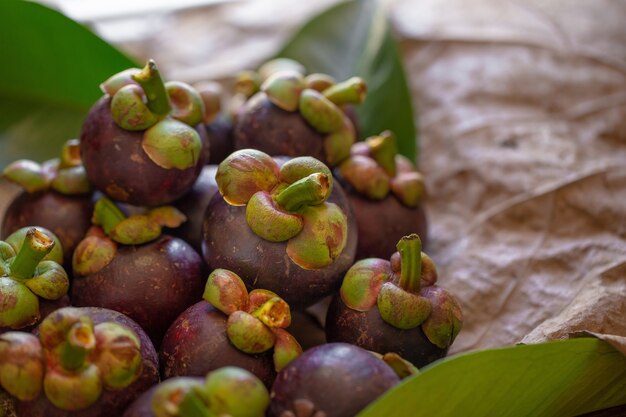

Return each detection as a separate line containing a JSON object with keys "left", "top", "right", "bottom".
{"left": 131, "top": 59, "right": 172, "bottom": 116}
{"left": 60, "top": 322, "right": 96, "bottom": 371}
{"left": 274, "top": 173, "right": 330, "bottom": 212}
{"left": 10, "top": 228, "right": 54, "bottom": 280}
{"left": 367, "top": 131, "right": 397, "bottom": 177}
{"left": 251, "top": 297, "right": 287, "bottom": 328}
{"left": 93, "top": 198, "right": 127, "bottom": 235}
{"left": 397, "top": 234, "right": 422, "bottom": 294}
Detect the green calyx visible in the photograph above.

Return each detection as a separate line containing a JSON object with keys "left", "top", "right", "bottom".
{"left": 368, "top": 351, "right": 419, "bottom": 379}
{"left": 322, "top": 76, "right": 367, "bottom": 106}
{"left": 341, "top": 132, "right": 427, "bottom": 206}
{"left": 299, "top": 89, "right": 344, "bottom": 133}
{"left": 151, "top": 367, "right": 269, "bottom": 417}
{"left": 202, "top": 269, "right": 301, "bottom": 368}
{"left": 100, "top": 68, "right": 141, "bottom": 96}
{"left": 258, "top": 58, "right": 306, "bottom": 82}
{"left": 107, "top": 61, "right": 206, "bottom": 171}
{"left": 166, "top": 81, "right": 205, "bottom": 126}
{"left": 324, "top": 115, "right": 356, "bottom": 167}
{"left": 142, "top": 118, "right": 202, "bottom": 170}
{"left": 396, "top": 234, "right": 422, "bottom": 293}
{"left": 90, "top": 197, "right": 186, "bottom": 246}
{"left": 304, "top": 73, "right": 336, "bottom": 92}
{"left": 217, "top": 151, "right": 348, "bottom": 269}
{"left": 2, "top": 139, "right": 91, "bottom": 195}
{"left": 340, "top": 258, "right": 392, "bottom": 311}
{"left": 36, "top": 307, "right": 142, "bottom": 411}
{"left": 420, "top": 286, "right": 463, "bottom": 349}
{"left": 0, "top": 228, "right": 69, "bottom": 329}
{"left": 0, "top": 332, "right": 44, "bottom": 401}
{"left": 261, "top": 71, "right": 305, "bottom": 112}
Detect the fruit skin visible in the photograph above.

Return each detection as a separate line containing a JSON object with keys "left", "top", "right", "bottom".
{"left": 17, "top": 307, "right": 159, "bottom": 417}
{"left": 205, "top": 114, "right": 234, "bottom": 165}
{"left": 121, "top": 377, "right": 203, "bottom": 417}
{"left": 159, "top": 301, "right": 276, "bottom": 389}
{"left": 1, "top": 191, "right": 93, "bottom": 267}
{"left": 170, "top": 165, "right": 219, "bottom": 253}
{"left": 269, "top": 343, "right": 399, "bottom": 417}
{"left": 233, "top": 93, "right": 326, "bottom": 163}
{"left": 325, "top": 296, "right": 445, "bottom": 368}
{"left": 80, "top": 97, "right": 209, "bottom": 207}
{"left": 71, "top": 234, "right": 204, "bottom": 347}
{"left": 346, "top": 191, "right": 427, "bottom": 260}
{"left": 202, "top": 177, "right": 357, "bottom": 308}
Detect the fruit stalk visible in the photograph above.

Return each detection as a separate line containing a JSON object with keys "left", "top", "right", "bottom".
{"left": 397, "top": 234, "right": 422, "bottom": 293}
{"left": 10, "top": 228, "right": 54, "bottom": 280}
{"left": 132, "top": 60, "right": 172, "bottom": 116}
{"left": 274, "top": 173, "right": 330, "bottom": 211}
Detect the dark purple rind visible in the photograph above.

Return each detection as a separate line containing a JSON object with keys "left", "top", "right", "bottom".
{"left": 19, "top": 307, "right": 159, "bottom": 417}
{"left": 160, "top": 301, "right": 276, "bottom": 389}
{"left": 269, "top": 343, "right": 399, "bottom": 417}
{"left": 233, "top": 93, "right": 326, "bottom": 164}
{"left": 122, "top": 377, "right": 203, "bottom": 417}
{"left": 205, "top": 114, "right": 234, "bottom": 165}
{"left": 345, "top": 191, "right": 428, "bottom": 260}
{"left": 71, "top": 235, "right": 204, "bottom": 347}
{"left": 1, "top": 191, "right": 93, "bottom": 268}
{"left": 80, "top": 97, "right": 208, "bottom": 207}
{"left": 170, "top": 165, "right": 219, "bottom": 253}
{"left": 325, "top": 296, "right": 446, "bottom": 368}
{"left": 201, "top": 180, "right": 357, "bottom": 308}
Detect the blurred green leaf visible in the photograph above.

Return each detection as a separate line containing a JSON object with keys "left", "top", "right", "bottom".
{"left": 277, "top": 0, "right": 418, "bottom": 162}
{"left": 358, "top": 338, "right": 626, "bottom": 417}
{"left": 0, "top": 1, "right": 136, "bottom": 167}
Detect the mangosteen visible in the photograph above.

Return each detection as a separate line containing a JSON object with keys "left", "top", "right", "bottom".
{"left": 160, "top": 269, "right": 302, "bottom": 388}
{"left": 124, "top": 367, "right": 269, "bottom": 417}
{"left": 202, "top": 150, "right": 357, "bottom": 307}
{"left": 269, "top": 343, "right": 400, "bottom": 417}
{"left": 194, "top": 81, "right": 234, "bottom": 165}
{"left": 335, "top": 131, "right": 428, "bottom": 259}
{"left": 2, "top": 139, "right": 94, "bottom": 267}
{"left": 0, "top": 227, "right": 69, "bottom": 331}
{"left": 0, "top": 306, "right": 159, "bottom": 417}
{"left": 71, "top": 197, "right": 204, "bottom": 346}
{"left": 233, "top": 58, "right": 365, "bottom": 167}
{"left": 80, "top": 60, "right": 209, "bottom": 207}
{"left": 170, "top": 165, "right": 219, "bottom": 253}
{"left": 326, "top": 234, "right": 463, "bottom": 368}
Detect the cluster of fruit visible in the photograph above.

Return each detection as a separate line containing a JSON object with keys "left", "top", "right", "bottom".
{"left": 0, "top": 58, "right": 462, "bottom": 417}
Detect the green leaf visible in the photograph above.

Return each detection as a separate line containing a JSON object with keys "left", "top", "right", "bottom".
{"left": 277, "top": 0, "right": 418, "bottom": 162}
{"left": 0, "top": 1, "right": 136, "bottom": 167}
{"left": 358, "top": 338, "right": 626, "bottom": 417}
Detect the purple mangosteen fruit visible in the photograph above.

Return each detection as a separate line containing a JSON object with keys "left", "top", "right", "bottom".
{"left": 335, "top": 131, "right": 428, "bottom": 259}
{"left": 80, "top": 60, "right": 209, "bottom": 206}
{"left": 326, "top": 234, "right": 463, "bottom": 367}
{"left": 0, "top": 306, "right": 158, "bottom": 417}
{"left": 160, "top": 269, "right": 302, "bottom": 388}
{"left": 2, "top": 139, "right": 94, "bottom": 267}
{"left": 71, "top": 198, "right": 204, "bottom": 346}
{"left": 202, "top": 150, "right": 357, "bottom": 307}
{"left": 233, "top": 59, "right": 364, "bottom": 167}
{"left": 269, "top": 343, "right": 401, "bottom": 417}
{"left": 123, "top": 367, "right": 269, "bottom": 417}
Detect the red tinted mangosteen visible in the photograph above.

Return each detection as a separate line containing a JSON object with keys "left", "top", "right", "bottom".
{"left": 335, "top": 131, "right": 428, "bottom": 259}
{"left": 326, "top": 234, "right": 463, "bottom": 368}
{"left": 202, "top": 150, "right": 357, "bottom": 308}
{"left": 80, "top": 60, "right": 209, "bottom": 207}
{"left": 71, "top": 198, "right": 204, "bottom": 347}
{"left": 160, "top": 269, "right": 302, "bottom": 389}
{"left": 269, "top": 343, "right": 400, "bottom": 417}
{"left": 0, "top": 306, "right": 159, "bottom": 417}
{"left": 233, "top": 58, "right": 364, "bottom": 167}
{"left": 2, "top": 139, "right": 94, "bottom": 267}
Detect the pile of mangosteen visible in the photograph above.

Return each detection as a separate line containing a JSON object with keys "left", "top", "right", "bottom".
{"left": 0, "top": 58, "right": 463, "bottom": 417}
